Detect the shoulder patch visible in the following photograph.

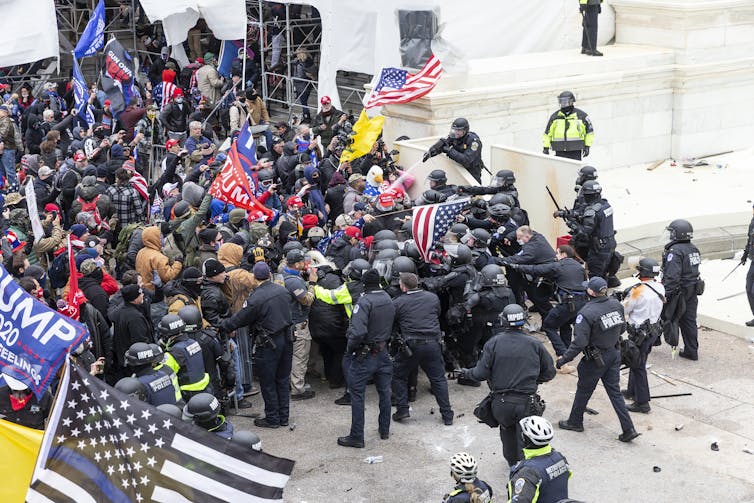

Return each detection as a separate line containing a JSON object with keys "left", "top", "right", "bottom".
{"left": 352, "top": 304, "right": 359, "bottom": 314}
{"left": 666, "top": 252, "right": 673, "bottom": 262}
{"left": 471, "top": 141, "right": 479, "bottom": 151}
{"left": 514, "top": 478, "right": 526, "bottom": 494}
{"left": 575, "top": 314, "right": 583, "bottom": 324}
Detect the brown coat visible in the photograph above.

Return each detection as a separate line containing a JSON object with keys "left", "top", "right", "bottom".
{"left": 217, "top": 242, "right": 256, "bottom": 313}
{"left": 135, "top": 226, "right": 183, "bottom": 292}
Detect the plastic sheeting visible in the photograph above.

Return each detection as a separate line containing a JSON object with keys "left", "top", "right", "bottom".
{"left": 278, "top": 0, "right": 615, "bottom": 109}
{"left": 139, "top": 0, "right": 247, "bottom": 47}
{"left": 0, "top": 0, "right": 59, "bottom": 67}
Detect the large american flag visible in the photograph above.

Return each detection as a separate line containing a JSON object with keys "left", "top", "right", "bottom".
{"left": 27, "top": 361, "right": 294, "bottom": 502}
{"left": 365, "top": 54, "right": 443, "bottom": 109}
{"left": 412, "top": 197, "right": 469, "bottom": 262}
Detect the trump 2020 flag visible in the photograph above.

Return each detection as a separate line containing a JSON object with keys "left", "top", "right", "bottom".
{"left": 209, "top": 145, "right": 274, "bottom": 221}
{"left": 0, "top": 264, "right": 89, "bottom": 399}
{"left": 73, "top": 0, "right": 106, "bottom": 59}
{"left": 72, "top": 59, "right": 95, "bottom": 126}
{"left": 412, "top": 197, "right": 470, "bottom": 262}
{"left": 27, "top": 361, "right": 295, "bottom": 502}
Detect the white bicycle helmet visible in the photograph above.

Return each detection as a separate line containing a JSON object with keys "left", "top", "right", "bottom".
{"left": 450, "top": 452, "right": 478, "bottom": 483}
{"left": 519, "top": 416, "right": 554, "bottom": 446}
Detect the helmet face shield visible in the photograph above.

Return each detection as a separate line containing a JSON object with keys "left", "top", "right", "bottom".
{"left": 558, "top": 96, "right": 574, "bottom": 108}
{"left": 451, "top": 127, "right": 465, "bottom": 139}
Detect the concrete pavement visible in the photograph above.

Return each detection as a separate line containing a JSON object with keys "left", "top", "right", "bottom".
{"left": 230, "top": 327, "right": 754, "bottom": 502}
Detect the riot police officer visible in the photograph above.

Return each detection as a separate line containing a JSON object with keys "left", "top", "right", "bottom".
{"left": 542, "top": 91, "right": 594, "bottom": 161}
{"left": 661, "top": 219, "right": 703, "bottom": 360}
{"left": 507, "top": 245, "right": 588, "bottom": 356}
{"left": 178, "top": 305, "right": 236, "bottom": 409}
{"left": 123, "top": 342, "right": 183, "bottom": 407}
{"left": 458, "top": 169, "right": 519, "bottom": 204}
{"left": 743, "top": 204, "right": 754, "bottom": 326}
{"left": 391, "top": 272, "right": 454, "bottom": 426}
{"left": 426, "top": 169, "right": 457, "bottom": 197}
{"left": 622, "top": 258, "right": 665, "bottom": 413}
{"left": 423, "top": 118, "right": 486, "bottom": 183}
{"left": 462, "top": 304, "right": 556, "bottom": 467}
{"left": 557, "top": 277, "right": 639, "bottom": 442}
{"left": 182, "top": 392, "right": 235, "bottom": 439}
{"left": 338, "top": 269, "right": 395, "bottom": 448}
{"left": 464, "top": 264, "right": 515, "bottom": 360}
{"left": 158, "top": 314, "right": 212, "bottom": 401}
{"left": 508, "top": 416, "right": 571, "bottom": 503}
{"left": 222, "top": 261, "right": 293, "bottom": 428}
{"left": 467, "top": 228, "right": 494, "bottom": 271}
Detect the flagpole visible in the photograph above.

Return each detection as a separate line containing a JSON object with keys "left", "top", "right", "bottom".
{"left": 242, "top": 22, "right": 248, "bottom": 91}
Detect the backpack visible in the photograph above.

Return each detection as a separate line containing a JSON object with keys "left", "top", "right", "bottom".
{"left": 77, "top": 194, "right": 110, "bottom": 231}
{"left": 113, "top": 222, "right": 144, "bottom": 264}
{"left": 49, "top": 251, "right": 69, "bottom": 289}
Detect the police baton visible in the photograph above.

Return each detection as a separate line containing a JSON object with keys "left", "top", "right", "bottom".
{"left": 649, "top": 392, "right": 692, "bottom": 400}
{"left": 721, "top": 261, "right": 742, "bottom": 282}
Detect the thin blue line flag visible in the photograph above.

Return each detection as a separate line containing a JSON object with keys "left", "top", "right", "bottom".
{"left": 73, "top": 0, "right": 106, "bottom": 59}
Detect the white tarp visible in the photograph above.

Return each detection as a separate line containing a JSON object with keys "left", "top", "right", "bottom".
{"left": 139, "top": 0, "right": 247, "bottom": 47}
{"left": 0, "top": 0, "right": 59, "bottom": 67}
{"left": 279, "top": 0, "right": 615, "bottom": 110}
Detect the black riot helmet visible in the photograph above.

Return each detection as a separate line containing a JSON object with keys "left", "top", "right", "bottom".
{"left": 419, "top": 189, "right": 448, "bottom": 205}
{"left": 282, "top": 240, "right": 304, "bottom": 253}
{"left": 346, "top": 258, "right": 371, "bottom": 280}
{"left": 392, "top": 255, "right": 417, "bottom": 275}
{"left": 636, "top": 257, "right": 661, "bottom": 278}
{"left": 403, "top": 240, "right": 421, "bottom": 262}
{"left": 257, "top": 169, "right": 274, "bottom": 183}
{"left": 449, "top": 223, "right": 469, "bottom": 241}
{"left": 480, "top": 264, "right": 506, "bottom": 287}
{"left": 156, "top": 403, "right": 184, "bottom": 418}
{"left": 374, "top": 239, "right": 399, "bottom": 252}
{"left": 499, "top": 304, "right": 526, "bottom": 328}
{"left": 488, "top": 203, "right": 511, "bottom": 220}
{"left": 469, "top": 198, "right": 488, "bottom": 219}
{"left": 125, "top": 342, "right": 163, "bottom": 367}
{"left": 373, "top": 229, "right": 397, "bottom": 242}
{"left": 493, "top": 169, "right": 516, "bottom": 188}
{"left": 470, "top": 228, "right": 491, "bottom": 249}
{"left": 376, "top": 248, "right": 400, "bottom": 261}
{"left": 445, "top": 243, "right": 472, "bottom": 266}
{"left": 666, "top": 219, "right": 693, "bottom": 241}
{"left": 231, "top": 430, "right": 263, "bottom": 451}
{"left": 575, "top": 165, "right": 598, "bottom": 188}
{"left": 182, "top": 392, "right": 221, "bottom": 426}
{"left": 114, "top": 377, "right": 147, "bottom": 401}
{"left": 451, "top": 118, "right": 469, "bottom": 138}
{"left": 398, "top": 219, "right": 413, "bottom": 240}
{"left": 428, "top": 169, "right": 447, "bottom": 185}
{"left": 177, "top": 305, "right": 203, "bottom": 331}
{"left": 558, "top": 90, "right": 575, "bottom": 109}
{"left": 158, "top": 314, "right": 186, "bottom": 340}
{"left": 488, "top": 192, "right": 515, "bottom": 208}
{"left": 580, "top": 180, "right": 602, "bottom": 195}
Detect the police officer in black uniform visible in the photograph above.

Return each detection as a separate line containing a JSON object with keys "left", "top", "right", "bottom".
{"left": 508, "top": 245, "right": 588, "bottom": 356}
{"left": 557, "top": 277, "right": 639, "bottom": 442}
{"left": 338, "top": 269, "right": 395, "bottom": 448}
{"left": 178, "top": 305, "right": 235, "bottom": 408}
{"left": 467, "top": 228, "right": 494, "bottom": 271}
{"left": 500, "top": 226, "right": 557, "bottom": 315}
{"left": 462, "top": 304, "right": 556, "bottom": 467}
{"left": 742, "top": 204, "right": 754, "bottom": 326}
{"left": 426, "top": 169, "right": 457, "bottom": 198}
{"left": 464, "top": 264, "right": 516, "bottom": 360}
{"left": 661, "top": 219, "right": 702, "bottom": 360}
{"left": 458, "top": 169, "right": 519, "bottom": 202}
{"left": 391, "top": 272, "right": 454, "bottom": 426}
{"left": 508, "top": 416, "right": 571, "bottom": 503}
{"left": 422, "top": 118, "right": 486, "bottom": 183}
{"left": 182, "top": 392, "right": 235, "bottom": 439}
{"left": 222, "top": 261, "right": 293, "bottom": 428}
{"left": 123, "top": 342, "right": 184, "bottom": 407}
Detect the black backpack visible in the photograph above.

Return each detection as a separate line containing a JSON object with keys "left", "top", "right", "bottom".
{"left": 49, "top": 251, "right": 69, "bottom": 289}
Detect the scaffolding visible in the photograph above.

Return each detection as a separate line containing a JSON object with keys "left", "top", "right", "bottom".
{"left": 249, "top": 1, "right": 371, "bottom": 123}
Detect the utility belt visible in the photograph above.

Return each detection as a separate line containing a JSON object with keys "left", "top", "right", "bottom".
{"left": 556, "top": 290, "right": 586, "bottom": 312}
{"left": 492, "top": 390, "right": 547, "bottom": 416}
{"left": 405, "top": 336, "right": 441, "bottom": 346}
{"left": 582, "top": 344, "right": 617, "bottom": 367}
{"left": 592, "top": 236, "right": 615, "bottom": 249}
{"left": 253, "top": 327, "right": 285, "bottom": 350}
{"left": 627, "top": 320, "right": 661, "bottom": 347}
{"left": 355, "top": 341, "right": 387, "bottom": 360}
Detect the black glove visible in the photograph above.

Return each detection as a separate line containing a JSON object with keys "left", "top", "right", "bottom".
{"left": 579, "top": 4, "right": 587, "bottom": 13}
{"left": 422, "top": 152, "right": 431, "bottom": 162}
{"left": 174, "top": 255, "right": 184, "bottom": 263}
{"left": 583, "top": 146, "right": 590, "bottom": 157}
{"left": 543, "top": 147, "right": 549, "bottom": 155}
{"left": 441, "top": 144, "right": 451, "bottom": 154}
{"left": 556, "top": 358, "right": 564, "bottom": 369}
{"left": 160, "top": 221, "right": 172, "bottom": 236}
{"left": 741, "top": 253, "right": 749, "bottom": 266}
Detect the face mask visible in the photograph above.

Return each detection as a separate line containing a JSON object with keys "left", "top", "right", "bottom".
{"left": 147, "top": 111, "right": 157, "bottom": 120}
{"left": 175, "top": 98, "right": 184, "bottom": 104}
{"left": 35, "top": 288, "right": 44, "bottom": 300}
{"left": 517, "top": 239, "right": 525, "bottom": 246}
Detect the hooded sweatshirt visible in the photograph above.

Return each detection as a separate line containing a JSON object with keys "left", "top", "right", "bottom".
{"left": 303, "top": 165, "right": 327, "bottom": 225}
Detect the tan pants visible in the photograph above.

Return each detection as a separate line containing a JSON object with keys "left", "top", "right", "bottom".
{"left": 290, "top": 321, "right": 311, "bottom": 394}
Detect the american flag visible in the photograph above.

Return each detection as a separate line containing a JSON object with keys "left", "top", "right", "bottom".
{"left": 412, "top": 197, "right": 469, "bottom": 262}
{"left": 27, "top": 361, "right": 294, "bottom": 502}
{"left": 161, "top": 82, "right": 177, "bottom": 110}
{"left": 365, "top": 54, "right": 443, "bottom": 109}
